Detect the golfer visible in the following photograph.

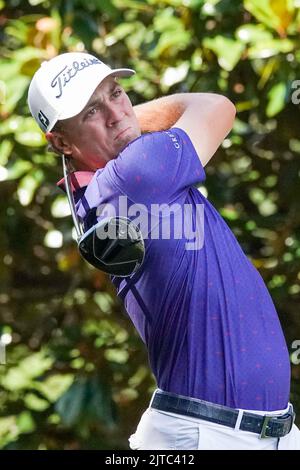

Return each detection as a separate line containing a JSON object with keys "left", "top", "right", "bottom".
{"left": 28, "top": 52, "right": 300, "bottom": 450}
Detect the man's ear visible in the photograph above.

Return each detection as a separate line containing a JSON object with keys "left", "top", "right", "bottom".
{"left": 45, "top": 131, "right": 73, "bottom": 155}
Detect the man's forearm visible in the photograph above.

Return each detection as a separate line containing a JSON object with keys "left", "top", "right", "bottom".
{"left": 133, "top": 93, "right": 228, "bottom": 133}
{"left": 133, "top": 95, "right": 185, "bottom": 133}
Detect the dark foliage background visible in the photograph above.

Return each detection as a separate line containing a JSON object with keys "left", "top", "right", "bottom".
{"left": 0, "top": 0, "right": 300, "bottom": 449}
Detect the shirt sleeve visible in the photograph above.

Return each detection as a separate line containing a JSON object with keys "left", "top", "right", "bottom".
{"left": 105, "top": 127, "right": 206, "bottom": 206}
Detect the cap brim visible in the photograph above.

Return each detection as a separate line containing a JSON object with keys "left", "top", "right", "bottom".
{"left": 54, "top": 68, "right": 135, "bottom": 125}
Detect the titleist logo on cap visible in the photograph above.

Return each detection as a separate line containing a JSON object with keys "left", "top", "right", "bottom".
{"left": 51, "top": 58, "right": 102, "bottom": 99}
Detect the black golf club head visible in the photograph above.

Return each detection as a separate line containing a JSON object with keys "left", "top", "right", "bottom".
{"left": 78, "top": 216, "right": 145, "bottom": 277}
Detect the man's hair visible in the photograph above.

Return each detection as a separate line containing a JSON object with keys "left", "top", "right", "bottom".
{"left": 51, "top": 121, "right": 64, "bottom": 133}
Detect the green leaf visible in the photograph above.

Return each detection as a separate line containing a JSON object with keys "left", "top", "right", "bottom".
{"left": 0, "top": 416, "right": 19, "bottom": 448}
{"left": 0, "top": 140, "right": 14, "bottom": 166}
{"left": 149, "top": 8, "right": 192, "bottom": 58}
{"left": 203, "top": 36, "right": 244, "bottom": 71}
{"left": 150, "top": 30, "right": 191, "bottom": 58}
{"left": 28, "top": 0, "right": 46, "bottom": 6}
{"left": 232, "top": 118, "right": 252, "bottom": 135}
{"left": 5, "top": 19, "right": 29, "bottom": 43}
{"left": 17, "top": 169, "right": 44, "bottom": 206}
{"left": 266, "top": 82, "right": 287, "bottom": 117}
{"left": 161, "top": 62, "right": 189, "bottom": 89}
{"left": 0, "top": 116, "right": 23, "bottom": 136}
{"left": 93, "top": 292, "right": 113, "bottom": 314}
{"left": 1, "top": 368, "right": 30, "bottom": 391}
{"left": 220, "top": 206, "right": 239, "bottom": 221}
{"left": 10, "top": 46, "right": 45, "bottom": 64}
{"left": 1, "top": 76, "right": 29, "bottom": 115}
{"left": 51, "top": 195, "right": 71, "bottom": 218}
{"left": 105, "top": 22, "right": 138, "bottom": 46}
{"left": 24, "top": 393, "right": 50, "bottom": 411}
{"left": 244, "top": 0, "right": 281, "bottom": 31}
{"left": 93, "top": 0, "right": 120, "bottom": 17}
{"left": 105, "top": 348, "right": 129, "bottom": 364}
{"left": 15, "top": 117, "right": 46, "bottom": 147}
{"left": 236, "top": 24, "right": 273, "bottom": 44}
{"left": 0, "top": 61, "right": 20, "bottom": 81}
{"left": 248, "top": 38, "right": 294, "bottom": 59}
{"left": 6, "top": 160, "right": 33, "bottom": 180}
{"left": 19, "top": 350, "right": 54, "bottom": 379}
{"left": 16, "top": 411, "right": 36, "bottom": 434}
{"left": 1, "top": 351, "right": 53, "bottom": 391}
{"left": 113, "top": 0, "right": 152, "bottom": 12}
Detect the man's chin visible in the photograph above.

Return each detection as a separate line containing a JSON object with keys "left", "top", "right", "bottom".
{"left": 115, "top": 129, "right": 141, "bottom": 155}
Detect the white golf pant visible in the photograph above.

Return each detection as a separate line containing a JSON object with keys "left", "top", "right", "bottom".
{"left": 129, "top": 392, "right": 300, "bottom": 450}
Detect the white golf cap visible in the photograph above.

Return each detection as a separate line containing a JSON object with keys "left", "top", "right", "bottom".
{"left": 27, "top": 52, "right": 135, "bottom": 133}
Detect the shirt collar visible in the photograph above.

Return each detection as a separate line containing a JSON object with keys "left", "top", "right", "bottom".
{"left": 56, "top": 171, "right": 95, "bottom": 193}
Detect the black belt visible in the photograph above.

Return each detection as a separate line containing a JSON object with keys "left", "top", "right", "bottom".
{"left": 151, "top": 390, "right": 295, "bottom": 438}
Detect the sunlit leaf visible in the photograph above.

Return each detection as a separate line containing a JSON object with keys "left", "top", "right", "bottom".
{"left": 244, "top": 0, "right": 292, "bottom": 33}
{"left": 105, "top": 22, "right": 138, "bottom": 46}
{"left": 236, "top": 24, "right": 273, "bottom": 44}
{"left": 203, "top": 36, "right": 244, "bottom": 71}
{"left": 15, "top": 117, "right": 46, "bottom": 147}
{"left": 0, "top": 116, "right": 23, "bottom": 136}
{"left": 5, "top": 19, "right": 29, "bottom": 43}
{"left": 35, "top": 374, "right": 74, "bottom": 402}
{"left": 17, "top": 411, "right": 36, "bottom": 434}
{"left": 1, "top": 76, "right": 29, "bottom": 115}
{"left": 149, "top": 8, "right": 192, "bottom": 58}
{"left": 10, "top": 46, "right": 45, "bottom": 63}
{"left": 28, "top": 0, "right": 46, "bottom": 6}
{"left": 17, "top": 169, "right": 44, "bottom": 206}
{"left": 105, "top": 348, "right": 129, "bottom": 364}
{"left": 93, "top": 292, "right": 113, "bottom": 314}
{"left": 248, "top": 38, "right": 294, "bottom": 59}
{"left": 113, "top": 0, "right": 152, "bottom": 12}
{"left": 24, "top": 393, "right": 50, "bottom": 411}
{"left": 161, "top": 62, "right": 189, "bottom": 89}
{"left": 44, "top": 230, "right": 63, "bottom": 248}
{"left": 0, "top": 416, "right": 19, "bottom": 448}
{"left": 266, "top": 82, "right": 287, "bottom": 117}
{"left": 220, "top": 206, "right": 239, "bottom": 221}
{"left": 6, "top": 160, "right": 33, "bottom": 180}
{"left": 149, "top": 30, "right": 191, "bottom": 58}
{"left": 0, "top": 140, "right": 14, "bottom": 166}
{"left": 51, "top": 195, "right": 71, "bottom": 218}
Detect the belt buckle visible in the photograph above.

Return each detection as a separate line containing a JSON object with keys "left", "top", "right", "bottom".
{"left": 260, "top": 406, "right": 296, "bottom": 439}
{"left": 260, "top": 414, "right": 272, "bottom": 438}
{"left": 282, "top": 407, "right": 295, "bottom": 436}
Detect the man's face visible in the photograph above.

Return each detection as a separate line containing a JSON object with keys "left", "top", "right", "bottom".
{"left": 50, "top": 76, "right": 141, "bottom": 171}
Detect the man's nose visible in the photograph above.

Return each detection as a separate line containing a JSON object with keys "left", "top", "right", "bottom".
{"left": 106, "top": 105, "right": 125, "bottom": 127}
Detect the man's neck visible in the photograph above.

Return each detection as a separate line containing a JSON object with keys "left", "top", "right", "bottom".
{"left": 72, "top": 159, "right": 101, "bottom": 172}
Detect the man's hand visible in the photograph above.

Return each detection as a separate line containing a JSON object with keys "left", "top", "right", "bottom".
{"left": 133, "top": 93, "right": 236, "bottom": 167}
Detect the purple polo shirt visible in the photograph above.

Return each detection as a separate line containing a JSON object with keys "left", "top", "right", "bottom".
{"left": 75, "top": 128, "right": 290, "bottom": 411}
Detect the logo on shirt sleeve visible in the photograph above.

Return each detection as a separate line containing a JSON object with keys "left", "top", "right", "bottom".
{"left": 165, "top": 130, "right": 180, "bottom": 149}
